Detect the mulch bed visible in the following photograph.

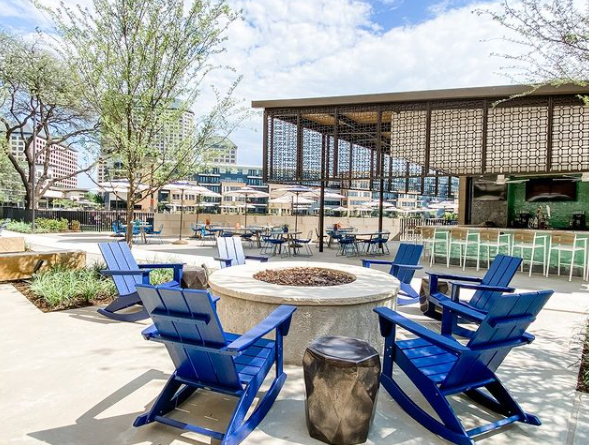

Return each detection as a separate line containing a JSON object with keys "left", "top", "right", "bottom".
{"left": 12, "top": 281, "right": 114, "bottom": 313}
{"left": 577, "top": 321, "right": 589, "bottom": 392}
{"left": 254, "top": 267, "right": 356, "bottom": 287}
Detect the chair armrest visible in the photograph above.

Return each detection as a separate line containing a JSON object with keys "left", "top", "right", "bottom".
{"left": 390, "top": 262, "right": 423, "bottom": 271}
{"left": 214, "top": 257, "right": 233, "bottom": 267}
{"left": 101, "top": 269, "right": 151, "bottom": 277}
{"left": 138, "top": 263, "right": 184, "bottom": 270}
{"left": 224, "top": 305, "right": 297, "bottom": 353}
{"left": 361, "top": 259, "right": 393, "bottom": 267}
{"left": 374, "top": 307, "right": 467, "bottom": 354}
{"left": 245, "top": 255, "right": 269, "bottom": 262}
{"left": 448, "top": 281, "right": 515, "bottom": 293}
{"left": 426, "top": 272, "right": 482, "bottom": 282}
{"left": 438, "top": 299, "right": 486, "bottom": 322}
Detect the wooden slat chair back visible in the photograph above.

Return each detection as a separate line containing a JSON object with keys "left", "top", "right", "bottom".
{"left": 99, "top": 242, "right": 143, "bottom": 296}
{"left": 550, "top": 231, "right": 576, "bottom": 246}
{"left": 469, "top": 254, "right": 523, "bottom": 310}
{"left": 513, "top": 230, "right": 536, "bottom": 244}
{"left": 362, "top": 243, "right": 423, "bottom": 306}
{"left": 216, "top": 236, "right": 269, "bottom": 268}
{"left": 375, "top": 289, "right": 553, "bottom": 445}
{"left": 217, "top": 236, "right": 246, "bottom": 268}
{"left": 97, "top": 242, "right": 183, "bottom": 321}
{"left": 449, "top": 228, "right": 468, "bottom": 241}
{"left": 133, "top": 284, "right": 296, "bottom": 445}
{"left": 138, "top": 286, "right": 241, "bottom": 390}
{"left": 442, "top": 290, "right": 552, "bottom": 390}
{"left": 392, "top": 243, "right": 423, "bottom": 285}
{"left": 479, "top": 229, "right": 500, "bottom": 243}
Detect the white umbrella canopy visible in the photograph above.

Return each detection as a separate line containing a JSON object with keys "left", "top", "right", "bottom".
{"left": 163, "top": 182, "right": 221, "bottom": 237}
{"left": 270, "top": 195, "right": 314, "bottom": 205}
{"left": 331, "top": 206, "right": 351, "bottom": 212}
{"left": 428, "top": 201, "right": 458, "bottom": 210}
{"left": 223, "top": 186, "right": 270, "bottom": 226}
{"left": 275, "top": 185, "right": 318, "bottom": 232}
{"left": 224, "top": 186, "right": 270, "bottom": 198}
{"left": 98, "top": 180, "right": 148, "bottom": 194}
{"left": 367, "top": 200, "right": 395, "bottom": 208}
{"left": 319, "top": 190, "right": 345, "bottom": 199}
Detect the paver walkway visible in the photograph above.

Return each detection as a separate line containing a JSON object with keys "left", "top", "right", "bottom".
{"left": 1, "top": 231, "right": 588, "bottom": 444}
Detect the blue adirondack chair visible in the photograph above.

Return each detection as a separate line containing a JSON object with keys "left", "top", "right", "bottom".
{"left": 374, "top": 289, "right": 553, "bottom": 445}
{"left": 362, "top": 243, "right": 424, "bottom": 306}
{"left": 425, "top": 254, "right": 522, "bottom": 336}
{"left": 133, "top": 284, "right": 296, "bottom": 445}
{"left": 215, "top": 236, "right": 268, "bottom": 268}
{"left": 98, "top": 242, "right": 184, "bottom": 321}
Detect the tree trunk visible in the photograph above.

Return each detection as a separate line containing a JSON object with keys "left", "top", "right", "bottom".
{"left": 125, "top": 184, "right": 135, "bottom": 246}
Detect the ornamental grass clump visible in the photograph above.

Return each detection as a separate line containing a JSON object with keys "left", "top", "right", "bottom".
{"left": 29, "top": 266, "right": 116, "bottom": 308}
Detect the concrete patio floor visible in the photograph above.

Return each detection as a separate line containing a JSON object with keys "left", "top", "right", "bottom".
{"left": 2, "top": 231, "right": 589, "bottom": 444}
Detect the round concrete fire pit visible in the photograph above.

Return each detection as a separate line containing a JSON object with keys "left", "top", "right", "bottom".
{"left": 208, "top": 261, "right": 399, "bottom": 365}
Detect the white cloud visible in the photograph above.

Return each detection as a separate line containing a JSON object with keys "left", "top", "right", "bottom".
{"left": 0, "top": 0, "right": 521, "bottom": 166}
{"left": 213, "top": 0, "right": 520, "bottom": 164}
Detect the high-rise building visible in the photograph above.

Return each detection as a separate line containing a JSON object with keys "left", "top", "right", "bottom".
{"left": 98, "top": 100, "right": 195, "bottom": 183}
{"left": 7, "top": 130, "right": 78, "bottom": 189}
{"left": 208, "top": 136, "right": 237, "bottom": 164}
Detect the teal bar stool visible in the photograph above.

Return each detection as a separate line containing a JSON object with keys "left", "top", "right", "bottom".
{"left": 511, "top": 230, "right": 548, "bottom": 277}
{"left": 546, "top": 232, "right": 588, "bottom": 281}
{"left": 478, "top": 229, "right": 511, "bottom": 268}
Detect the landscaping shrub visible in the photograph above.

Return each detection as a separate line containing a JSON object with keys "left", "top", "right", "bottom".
{"left": 6, "top": 220, "right": 35, "bottom": 233}
{"left": 30, "top": 265, "right": 116, "bottom": 308}
{"left": 35, "top": 218, "right": 69, "bottom": 232}
{"left": 5, "top": 218, "right": 69, "bottom": 233}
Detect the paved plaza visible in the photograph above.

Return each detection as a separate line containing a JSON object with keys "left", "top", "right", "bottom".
{"left": 1, "top": 231, "right": 589, "bottom": 444}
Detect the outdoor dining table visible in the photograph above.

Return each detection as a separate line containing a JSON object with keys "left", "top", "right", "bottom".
{"left": 348, "top": 231, "right": 390, "bottom": 256}
{"left": 283, "top": 231, "right": 303, "bottom": 256}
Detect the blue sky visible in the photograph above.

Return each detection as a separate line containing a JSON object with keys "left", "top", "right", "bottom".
{"left": 368, "top": 0, "right": 481, "bottom": 29}
{"left": 0, "top": 0, "right": 513, "bottom": 183}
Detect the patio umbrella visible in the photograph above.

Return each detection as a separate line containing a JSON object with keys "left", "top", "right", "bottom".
{"left": 98, "top": 180, "right": 148, "bottom": 220}
{"left": 276, "top": 185, "right": 318, "bottom": 232}
{"left": 163, "top": 181, "right": 214, "bottom": 244}
{"left": 367, "top": 200, "right": 395, "bottom": 208}
{"left": 223, "top": 186, "right": 270, "bottom": 227}
{"left": 330, "top": 206, "right": 351, "bottom": 213}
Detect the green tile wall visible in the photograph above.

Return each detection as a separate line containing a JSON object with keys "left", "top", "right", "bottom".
{"left": 508, "top": 182, "right": 589, "bottom": 229}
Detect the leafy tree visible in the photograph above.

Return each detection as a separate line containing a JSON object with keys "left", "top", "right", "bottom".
{"left": 0, "top": 152, "right": 24, "bottom": 204}
{"left": 0, "top": 31, "right": 99, "bottom": 209}
{"left": 39, "top": 0, "right": 245, "bottom": 243}
{"left": 479, "top": 0, "right": 589, "bottom": 93}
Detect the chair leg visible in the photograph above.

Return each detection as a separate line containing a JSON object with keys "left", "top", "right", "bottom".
{"left": 465, "top": 378, "right": 541, "bottom": 426}
{"left": 134, "top": 374, "right": 184, "bottom": 427}
{"left": 570, "top": 250, "right": 575, "bottom": 282}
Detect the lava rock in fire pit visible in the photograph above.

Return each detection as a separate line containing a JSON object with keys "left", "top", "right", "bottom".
{"left": 254, "top": 267, "right": 356, "bottom": 287}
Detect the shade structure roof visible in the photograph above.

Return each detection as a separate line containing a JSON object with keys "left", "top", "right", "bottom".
{"left": 254, "top": 83, "right": 589, "bottom": 198}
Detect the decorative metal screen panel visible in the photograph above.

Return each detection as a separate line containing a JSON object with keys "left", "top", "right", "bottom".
{"left": 430, "top": 103, "right": 484, "bottom": 175}
{"left": 262, "top": 93, "right": 589, "bottom": 198}
{"left": 552, "top": 102, "right": 589, "bottom": 172}
{"left": 486, "top": 101, "right": 548, "bottom": 174}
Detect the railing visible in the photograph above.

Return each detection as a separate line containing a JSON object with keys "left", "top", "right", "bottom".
{"left": 0, "top": 207, "right": 154, "bottom": 232}
{"left": 399, "top": 217, "right": 457, "bottom": 241}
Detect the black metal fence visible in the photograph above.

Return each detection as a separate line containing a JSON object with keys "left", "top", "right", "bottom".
{"left": 0, "top": 207, "right": 154, "bottom": 232}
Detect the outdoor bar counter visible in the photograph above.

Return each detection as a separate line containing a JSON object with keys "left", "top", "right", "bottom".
{"left": 417, "top": 224, "right": 589, "bottom": 278}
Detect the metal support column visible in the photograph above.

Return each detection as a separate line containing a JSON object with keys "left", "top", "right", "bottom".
{"left": 318, "top": 134, "right": 326, "bottom": 252}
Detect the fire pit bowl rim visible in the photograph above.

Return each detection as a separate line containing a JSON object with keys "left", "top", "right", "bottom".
{"left": 208, "top": 261, "right": 400, "bottom": 306}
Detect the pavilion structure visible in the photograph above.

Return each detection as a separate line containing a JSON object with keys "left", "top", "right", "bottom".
{"left": 253, "top": 84, "right": 589, "bottom": 251}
